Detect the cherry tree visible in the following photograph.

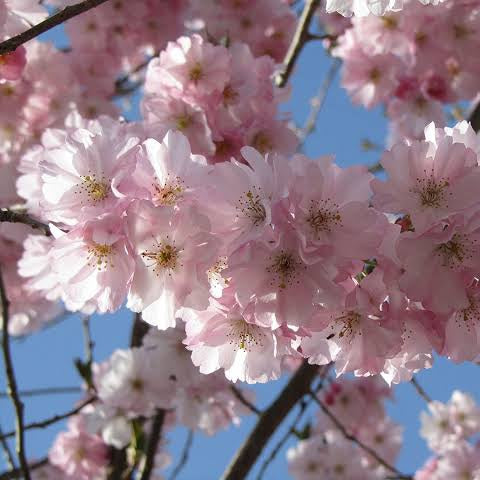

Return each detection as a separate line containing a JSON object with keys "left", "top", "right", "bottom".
{"left": 1, "top": 0, "right": 480, "bottom": 479}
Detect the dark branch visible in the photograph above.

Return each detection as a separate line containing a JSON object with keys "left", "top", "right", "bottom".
{"left": 0, "top": 209, "right": 51, "bottom": 236}
{"left": 468, "top": 99, "right": 480, "bottom": 132}
{"left": 275, "top": 0, "right": 322, "bottom": 87}
{"left": 0, "top": 426, "right": 16, "bottom": 471}
{"left": 220, "top": 361, "right": 320, "bottom": 480}
{"left": 410, "top": 377, "right": 432, "bottom": 403}
{"left": 0, "top": 266, "right": 31, "bottom": 479}
{"left": 0, "top": 397, "right": 95, "bottom": 442}
{"left": 0, "top": 458, "right": 48, "bottom": 480}
{"left": 256, "top": 400, "right": 308, "bottom": 480}
{"left": 310, "top": 393, "right": 412, "bottom": 480}
{"left": 168, "top": 430, "right": 193, "bottom": 480}
{"left": 230, "top": 385, "right": 261, "bottom": 416}
{"left": 0, "top": 0, "right": 112, "bottom": 56}
{"left": 139, "top": 409, "right": 166, "bottom": 480}
{"left": 0, "top": 386, "right": 82, "bottom": 399}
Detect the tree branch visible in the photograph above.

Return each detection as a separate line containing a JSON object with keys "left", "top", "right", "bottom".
{"left": 0, "top": 426, "right": 16, "bottom": 472}
{"left": 256, "top": 399, "right": 308, "bottom": 480}
{"left": 275, "top": 0, "right": 322, "bottom": 87}
{"left": 168, "top": 430, "right": 194, "bottom": 480}
{"left": 410, "top": 377, "right": 432, "bottom": 403}
{"left": 0, "top": 266, "right": 31, "bottom": 480}
{"left": 298, "top": 58, "right": 341, "bottom": 147}
{"left": 0, "top": 0, "right": 112, "bottom": 56}
{"left": 0, "top": 397, "right": 94, "bottom": 442}
{"left": 230, "top": 385, "right": 261, "bottom": 416}
{"left": 468, "top": 98, "right": 480, "bottom": 132}
{"left": 0, "top": 386, "right": 82, "bottom": 398}
{"left": 0, "top": 458, "right": 48, "bottom": 480}
{"left": 0, "top": 209, "right": 51, "bottom": 236}
{"left": 220, "top": 361, "right": 320, "bottom": 480}
{"left": 310, "top": 393, "right": 412, "bottom": 480}
{"left": 138, "top": 409, "right": 166, "bottom": 480}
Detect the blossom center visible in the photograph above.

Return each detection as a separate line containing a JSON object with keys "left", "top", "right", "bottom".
{"left": 335, "top": 311, "right": 361, "bottom": 340}
{"left": 381, "top": 15, "right": 397, "bottom": 30}
{"left": 267, "top": 250, "right": 301, "bottom": 289}
{"left": 237, "top": 189, "right": 266, "bottom": 226}
{"left": 141, "top": 240, "right": 181, "bottom": 275}
{"left": 189, "top": 63, "right": 204, "bottom": 83}
{"left": 78, "top": 173, "right": 110, "bottom": 204}
{"left": 153, "top": 175, "right": 185, "bottom": 206}
{"left": 411, "top": 173, "right": 450, "bottom": 208}
{"left": 226, "top": 318, "right": 265, "bottom": 351}
{"left": 87, "top": 243, "right": 114, "bottom": 271}
{"left": 251, "top": 131, "right": 273, "bottom": 154}
{"left": 435, "top": 234, "right": 473, "bottom": 269}
{"left": 306, "top": 200, "right": 341, "bottom": 236}
{"left": 176, "top": 114, "right": 192, "bottom": 130}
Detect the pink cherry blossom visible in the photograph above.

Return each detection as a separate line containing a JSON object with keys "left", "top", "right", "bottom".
{"left": 127, "top": 200, "right": 219, "bottom": 329}
{"left": 49, "top": 215, "right": 135, "bottom": 314}
{"left": 49, "top": 415, "right": 109, "bottom": 480}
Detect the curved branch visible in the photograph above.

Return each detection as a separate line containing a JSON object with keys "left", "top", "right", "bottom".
{"left": 0, "top": 458, "right": 48, "bottom": 480}
{"left": 0, "top": 266, "right": 31, "bottom": 480}
{"left": 230, "top": 385, "right": 261, "bottom": 416}
{"left": 0, "top": 209, "right": 51, "bottom": 236}
{"left": 0, "top": 0, "right": 112, "bottom": 56}
{"left": 220, "top": 361, "right": 320, "bottom": 480}
{"left": 0, "top": 397, "right": 94, "bottom": 442}
{"left": 169, "top": 430, "right": 194, "bottom": 480}
{"left": 310, "top": 393, "right": 412, "bottom": 480}
{"left": 139, "top": 410, "right": 165, "bottom": 480}
{"left": 275, "top": 0, "right": 322, "bottom": 87}
{"left": 0, "top": 386, "right": 82, "bottom": 398}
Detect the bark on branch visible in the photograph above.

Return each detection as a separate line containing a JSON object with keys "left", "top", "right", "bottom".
{"left": 0, "top": 209, "right": 51, "bottom": 236}
{"left": 275, "top": 0, "right": 322, "bottom": 87}
{"left": 0, "top": 0, "right": 112, "bottom": 56}
{"left": 0, "top": 397, "right": 94, "bottom": 442}
{"left": 220, "top": 361, "right": 319, "bottom": 480}
{"left": 0, "top": 266, "right": 31, "bottom": 480}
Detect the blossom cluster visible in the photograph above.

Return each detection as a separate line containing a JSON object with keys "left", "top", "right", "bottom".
{"left": 39, "top": 0, "right": 294, "bottom": 101}
{"left": 288, "top": 380, "right": 480, "bottom": 480}
{"left": 142, "top": 34, "right": 297, "bottom": 163}
{"left": 326, "top": 0, "right": 480, "bottom": 141}
{"left": 287, "top": 377, "right": 403, "bottom": 479}
{"left": 41, "top": 326, "right": 251, "bottom": 479}
{"left": 325, "top": 0, "right": 446, "bottom": 17}
{"left": 416, "top": 390, "right": 480, "bottom": 479}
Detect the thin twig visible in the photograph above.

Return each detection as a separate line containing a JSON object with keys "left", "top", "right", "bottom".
{"left": 0, "top": 386, "right": 82, "bottom": 399}
{"left": 220, "top": 361, "right": 320, "bottom": 480}
{"left": 275, "top": 0, "right": 322, "bottom": 87}
{"left": 0, "top": 266, "right": 31, "bottom": 479}
{"left": 168, "top": 430, "right": 194, "bottom": 480}
{"left": 0, "top": 426, "right": 16, "bottom": 471}
{"left": 0, "top": 458, "right": 48, "bottom": 480}
{"left": 310, "top": 393, "right": 412, "bottom": 479}
{"left": 298, "top": 58, "right": 341, "bottom": 147}
{"left": 230, "top": 385, "right": 261, "bottom": 416}
{"left": 108, "top": 314, "right": 151, "bottom": 480}
{"left": 410, "top": 377, "right": 432, "bottom": 404}
{"left": 0, "top": 0, "right": 112, "bottom": 56}
{"left": 0, "top": 397, "right": 95, "bottom": 442}
{"left": 0, "top": 209, "right": 51, "bottom": 236}
{"left": 138, "top": 410, "right": 166, "bottom": 480}
{"left": 256, "top": 400, "right": 308, "bottom": 480}
{"left": 81, "top": 316, "right": 94, "bottom": 365}
{"left": 468, "top": 98, "right": 480, "bottom": 132}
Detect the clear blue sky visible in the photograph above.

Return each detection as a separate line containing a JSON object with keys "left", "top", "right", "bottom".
{"left": 1, "top": 20, "right": 479, "bottom": 480}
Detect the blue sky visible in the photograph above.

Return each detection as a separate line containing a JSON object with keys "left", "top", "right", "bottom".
{"left": 1, "top": 18, "right": 479, "bottom": 480}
